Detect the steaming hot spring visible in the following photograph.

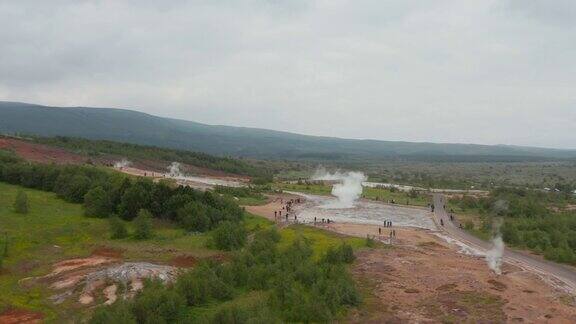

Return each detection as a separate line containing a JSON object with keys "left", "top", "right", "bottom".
{"left": 290, "top": 171, "right": 436, "bottom": 230}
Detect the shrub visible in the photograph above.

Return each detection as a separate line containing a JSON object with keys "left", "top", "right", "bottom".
{"left": 365, "top": 236, "right": 376, "bottom": 247}
{"left": 133, "top": 209, "right": 154, "bottom": 240}
{"left": 89, "top": 301, "right": 136, "bottom": 324}
{"left": 13, "top": 190, "right": 29, "bottom": 214}
{"left": 119, "top": 183, "right": 151, "bottom": 220}
{"left": 131, "top": 280, "right": 186, "bottom": 323}
{"left": 322, "top": 243, "right": 355, "bottom": 264}
{"left": 211, "top": 221, "right": 247, "bottom": 251}
{"left": 176, "top": 262, "right": 233, "bottom": 306}
{"left": 337, "top": 243, "right": 355, "bottom": 263}
{"left": 109, "top": 215, "right": 129, "bottom": 239}
{"left": 177, "top": 202, "right": 211, "bottom": 232}
{"left": 54, "top": 173, "right": 91, "bottom": 203}
{"left": 84, "top": 186, "right": 111, "bottom": 217}
{"left": 210, "top": 304, "right": 248, "bottom": 324}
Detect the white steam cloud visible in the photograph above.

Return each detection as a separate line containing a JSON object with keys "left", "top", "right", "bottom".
{"left": 114, "top": 159, "right": 131, "bottom": 168}
{"left": 312, "top": 168, "right": 367, "bottom": 209}
{"left": 486, "top": 235, "right": 505, "bottom": 275}
{"left": 168, "top": 162, "right": 183, "bottom": 177}
{"left": 486, "top": 213, "right": 506, "bottom": 275}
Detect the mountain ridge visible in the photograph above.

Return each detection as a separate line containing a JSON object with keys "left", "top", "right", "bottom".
{"left": 1, "top": 101, "right": 575, "bottom": 161}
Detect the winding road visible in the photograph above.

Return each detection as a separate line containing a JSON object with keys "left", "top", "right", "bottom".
{"left": 432, "top": 194, "right": 576, "bottom": 295}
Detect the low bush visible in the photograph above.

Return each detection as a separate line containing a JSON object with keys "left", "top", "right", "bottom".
{"left": 211, "top": 221, "right": 247, "bottom": 251}
{"left": 13, "top": 190, "right": 29, "bottom": 214}
{"left": 133, "top": 209, "right": 153, "bottom": 240}
{"left": 109, "top": 215, "right": 129, "bottom": 239}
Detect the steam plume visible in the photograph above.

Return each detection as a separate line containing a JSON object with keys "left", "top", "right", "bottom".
{"left": 486, "top": 207, "right": 506, "bottom": 275}
{"left": 486, "top": 235, "right": 504, "bottom": 275}
{"left": 114, "top": 159, "right": 131, "bottom": 168}
{"left": 312, "top": 168, "right": 367, "bottom": 209}
{"left": 168, "top": 162, "right": 183, "bottom": 177}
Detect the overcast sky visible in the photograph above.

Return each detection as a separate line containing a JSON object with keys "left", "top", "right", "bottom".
{"left": 1, "top": 0, "right": 575, "bottom": 149}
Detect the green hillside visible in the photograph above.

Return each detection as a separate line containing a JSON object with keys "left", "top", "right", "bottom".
{"left": 2, "top": 101, "right": 575, "bottom": 162}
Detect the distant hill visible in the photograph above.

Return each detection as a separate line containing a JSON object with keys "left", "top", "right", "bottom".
{"left": 1, "top": 101, "right": 575, "bottom": 162}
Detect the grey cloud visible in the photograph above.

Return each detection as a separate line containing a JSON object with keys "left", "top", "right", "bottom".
{"left": 0, "top": 0, "right": 574, "bottom": 149}
{"left": 500, "top": 0, "right": 576, "bottom": 26}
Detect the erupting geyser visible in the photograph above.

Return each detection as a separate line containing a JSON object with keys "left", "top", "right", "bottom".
{"left": 168, "top": 162, "right": 183, "bottom": 177}
{"left": 486, "top": 236, "right": 504, "bottom": 275}
{"left": 486, "top": 206, "right": 507, "bottom": 275}
{"left": 114, "top": 159, "right": 131, "bottom": 168}
{"left": 312, "top": 168, "right": 367, "bottom": 209}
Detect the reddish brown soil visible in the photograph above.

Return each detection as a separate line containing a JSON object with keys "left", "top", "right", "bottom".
{"left": 0, "top": 137, "right": 250, "bottom": 180}
{"left": 14, "top": 260, "right": 40, "bottom": 274}
{"left": 169, "top": 255, "right": 198, "bottom": 268}
{"left": 346, "top": 236, "right": 576, "bottom": 323}
{"left": 50, "top": 256, "right": 119, "bottom": 276}
{"left": 0, "top": 308, "right": 44, "bottom": 324}
{"left": 180, "top": 163, "right": 251, "bottom": 181}
{"left": 91, "top": 246, "right": 124, "bottom": 259}
{"left": 169, "top": 253, "right": 233, "bottom": 268}
{"left": 0, "top": 137, "right": 86, "bottom": 164}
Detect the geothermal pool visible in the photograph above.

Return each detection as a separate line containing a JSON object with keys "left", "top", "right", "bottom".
{"left": 291, "top": 193, "right": 437, "bottom": 230}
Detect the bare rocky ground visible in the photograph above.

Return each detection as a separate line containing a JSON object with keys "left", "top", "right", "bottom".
{"left": 338, "top": 225, "right": 576, "bottom": 323}
{"left": 19, "top": 248, "right": 179, "bottom": 309}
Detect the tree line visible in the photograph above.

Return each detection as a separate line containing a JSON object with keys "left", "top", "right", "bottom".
{"left": 0, "top": 152, "right": 244, "bottom": 232}
{"left": 32, "top": 136, "right": 273, "bottom": 180}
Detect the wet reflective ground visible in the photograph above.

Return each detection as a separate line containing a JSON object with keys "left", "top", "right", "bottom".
{"left": 290, "top": 193, "right": 437, "bottom": 230}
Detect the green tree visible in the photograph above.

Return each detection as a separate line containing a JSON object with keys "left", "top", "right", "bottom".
{"left": 118, "top": 183, "right": 151, "bottom": 220}
{"left": 134, "top": 209, "right": 154, "bottom": 240}
{"left": 54, "top": 173, "right": 91, "bottom": 203}
{"left": 211, "top": 221, "right": 247, "bottom": 251}
{"left": 177, "top": 202, "right": 211, "bottom": 232}
{"left": 13, "top": 190, "right": 29, "bottom": 214}
{"left": 0, "top": 233, "right": 8, "bottom": 270}
{"left": 109, "top": 215, "right": 129, "bottom": 239}
{"left": 89, "top": 301, "right": 136, "bottom": 324}
{"left": 84, "top": 186, "right": 111, "bottom": 217}
{"left": 131, "top": 280, "right": 186, "bottom": 323}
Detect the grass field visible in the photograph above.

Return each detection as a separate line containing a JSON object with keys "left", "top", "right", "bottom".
{"left": 276, "top": 182, "right": 430, "bottom": 207}
{"left": 0, "top": 181, "right": 372, "bottom": 322}
{"left": 0, "top": 182, "right": 222, "bottom": 320}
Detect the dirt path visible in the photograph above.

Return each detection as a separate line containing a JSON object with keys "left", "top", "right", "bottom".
{"left": 244, "top": 193, "right": 303, "bottom": 226}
